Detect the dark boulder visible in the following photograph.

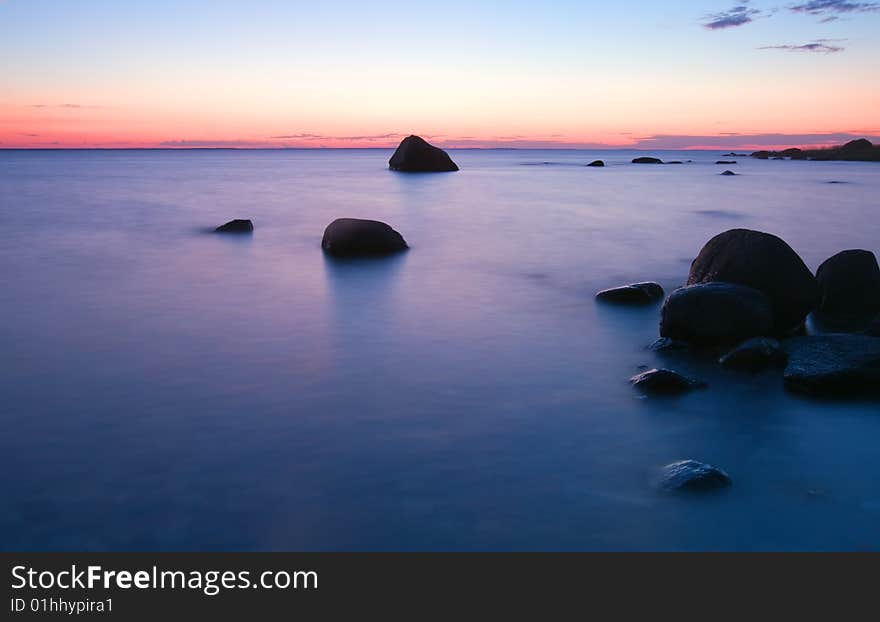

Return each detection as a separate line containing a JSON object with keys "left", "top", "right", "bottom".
{"left": 720, "top": 170, "right": 737, "bottom": 176}
{"left": 716, "top": 160, "right": 737, "bottom": 164}
{"left": 686, "top": 229, "right": 819, "bottom": 333}
{"left": 632, "top": 156, "right": 663, "bottom": 164}
{"left": 783, "top": 335, "right": 880, "bottom": 396}
{"left": 321, "top": 218, "right": 408, "bottom": 257}
{"left": 389, "top": 135, "right": 458, "bottom": 172}
{"left": 658, "top": 460, "right": 731, "bottom": 492}
{"left": 660, "top": 283, "right": 773, "bottom": 345}
{"left": 719, "top": 337, "right": 787, "bottom": 372}
{"left": 587, "top": 160, "right": 605, "bottom": 167}
{"left": 214, "top": 219, "right": 253, "bottom": 233}
{"left": 596, "top": 282, "right": 664, "bottom": 305}
{"left": 815, "top": 250, "right": 880, "bottom": 322}
{"left": 630, "top": 368, "right": 705, "bottom": 395}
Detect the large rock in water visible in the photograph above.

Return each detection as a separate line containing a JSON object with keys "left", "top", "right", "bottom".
{"left": 632, "top": 156, "right": 662, "bottom": 164}
{"left": 630, "top": 368, "right": 705, "bottom": 395}
{"left": 321, "top": 218, "right": 408, "bottom": 257}
{"left": 215, "top": 219, "right": 253, "bottom": 233}
{"left": 783, "top": 335, "right": 880, "bottom": 396}
{"left": 660, "top": 283, "right": 773, "bottom": 345}
{"left": 389, "top": 135, "right": 459, "bottom": 172}
{"left": 596, "top": 282, "right": 664, "bottom": 305}
{"left": 815, "top": 250, "right": 880, "bottom": 321}
{"left": 658, "top": 460, "right": 732, "bottom": 492}
{"left": 687, "top": 229, "right": 819, "bottom": 333}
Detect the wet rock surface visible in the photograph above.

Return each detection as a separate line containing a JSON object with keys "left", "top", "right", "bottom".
{"left": 658, "top": 460, "right": 732, "bottom": 492}
{"left": 719, "top": 337, "right": 787, "bottom": 372}
{"left": 660, "top": 283, "right": 774, "bottom": 345}
{"left": 630, "top": 368, "right": 706, "bottom": 395}
{"left": 596, "top": 282, "right": 664, "bottom": 305}
{"left": 783, "top": 335, "right": 880, "bottom": 396}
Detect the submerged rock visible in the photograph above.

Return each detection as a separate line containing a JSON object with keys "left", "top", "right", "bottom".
{"left": 596, "top": 282, "right": 664, "bottom": 305}
{"left": 658, "top": 460, "right": 732, "bottom": 492}
{"left": 720, "top": 170, "right": 737, "bottom": 176}
{"left": 389, "top": 135, "right": 459, "bottom": 172}
{"left": 587, "top": 160, "right": 605, "bottom": 167}
{"left": 321, "top": 218, "right": 408, "bottom": 257}
{"left": 716, "top": 160, "right": 737, "bottom": 164}
{"left": 630, "top": 368, "right": 705, "bottom": 395}
{"left": 632, "top": 156, "right": 663, "bottom": 164}
{"left": 783, "top": 335, "right": 880, "bottom": 396}
{"left": 719, "top": 337, "right": 787, "bottom": 372}
{"left": 214, "top": 219, "right": 253, "bottom": 233}
{"left": 660, "top": 283, "right": 773, "bottom": 345}
{"left": 667, "top": 161, "right": 684, "bottom": 164}
{"left": 648, "top": 337, "right": 691, "bottom": 352}
{"left": 815, "top": 250, "right": 880, "bottom": 322}
{"left": 687, "top": 229, "right": 819, "bottom": 334}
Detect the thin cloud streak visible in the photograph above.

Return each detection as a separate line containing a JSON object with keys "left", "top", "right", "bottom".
{"left": 703, "top": 4, "right": 761, "bottom": 29}
{"left": 759, "top": 39, "right": 846, "bottom": 52}
{"left": 789, "top": 0, "right": 880, "bottom": 15}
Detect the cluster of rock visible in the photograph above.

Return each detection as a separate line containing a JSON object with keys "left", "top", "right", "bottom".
{"left": 598, "top": 228, "right": 880, "bottom": 398}
{"left": 214, "top": 135, "right": 459, "bottom": 253}
{"left": 751, "top": 138, "right": 880, "bottom": 162}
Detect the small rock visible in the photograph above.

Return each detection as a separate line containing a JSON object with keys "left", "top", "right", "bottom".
{"left": 321, "top": 218, "right": 408, "bottom": 257}
{"left": 667, "top": 161, "right": 684, "bottom": 164}
{"left": 596, "top": 282, "right": 664, "bottom": 305}
{"left": 648, "top": 337, "right": 691, "bottom": 352}
{"left": 716, "top": 160, "right": 737, "bottom": 164}
{"left": 630, "top": 368, "right": 705, "bottom": 395}
{"left": 214, "top": 219, "right": 253, "bottom": 233}
{"left": 719, "top": 337, "right": 787, "bottom": 372}
{"left": 632, "top": 157, "right": 663, "bottom": 164}
{"left": 783, "top": 335, "right": 880, "bottom": 396}
{"left": 587, "top": 160, "right": 605, "bottom": 167}
{"left": 720, "top": 170, "right": 737, "bottom": 176}
{"left": 660, "top": 283, "right": 774, "bottom": 345}
{"left": 658, "top": 460, "right": 732, "bottom": 492}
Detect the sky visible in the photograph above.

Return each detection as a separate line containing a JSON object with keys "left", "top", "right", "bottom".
{"left": 1, "top": 0, "right": 878, "bottom": 149}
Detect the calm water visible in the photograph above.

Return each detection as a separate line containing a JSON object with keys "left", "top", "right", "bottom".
{"left": 1, "top": 149, "right": 878, "bottom": 551}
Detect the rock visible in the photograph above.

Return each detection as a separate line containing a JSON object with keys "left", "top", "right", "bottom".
{"left": 784, "top": 335, "right": 880, "bottom": 396}
{"left": 630, "top": 368, "right": 705, "bottom": 395}
{"left": 815, "top": 250, "right": 880, "bottom": 322}
{"left": 716, "top": 160, "right": 737, "bottom": 164}
{"left": 660, "top": 283, "right": 774, "bottom": 345}
{"left": 751, "top": 139, "right": 880, "bottom": 162}
{"left": 321, "top": 218, "right": 408, "bottom": 257}
{"left": 389, "top": 135, "right": 459, "bottom": 172}
{"left": 686, "top": 229, "right": 819, "bottom": 334}
{"left": 596, "top": 282, "right": 664, "bottom": 305}
{"left": 667, "top": 161, "right": 683, "bottom": 164}
{"left": 719, "top": 337, "right": 787, "bottom": 372}
{"left": 587, "top": 160, "right": 605, "bottom": 167}
{"left": 648, "top": 337, "right": 690, "bottom": 352}
{"left": 658, "top": 460, "right": 732, "bottom": 492}
{"left": 720, "top": 170, "right": 737, "bottom": 176}
{"left": 632, "top": 157, "right": 663, "bottom": 164}
{"left": 772, "top": 157, "right": 784, "bottom": 160}
{"left": 214, "top": 219, "right": 253, "bottom": 233}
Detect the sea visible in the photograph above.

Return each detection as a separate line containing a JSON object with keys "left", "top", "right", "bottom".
{"left": 1, "top": 148, "right": 878, "bottom": 551}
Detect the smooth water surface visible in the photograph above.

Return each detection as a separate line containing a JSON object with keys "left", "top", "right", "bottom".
{"left": 1, "top": 149, "right": 878, "bottom": 550}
